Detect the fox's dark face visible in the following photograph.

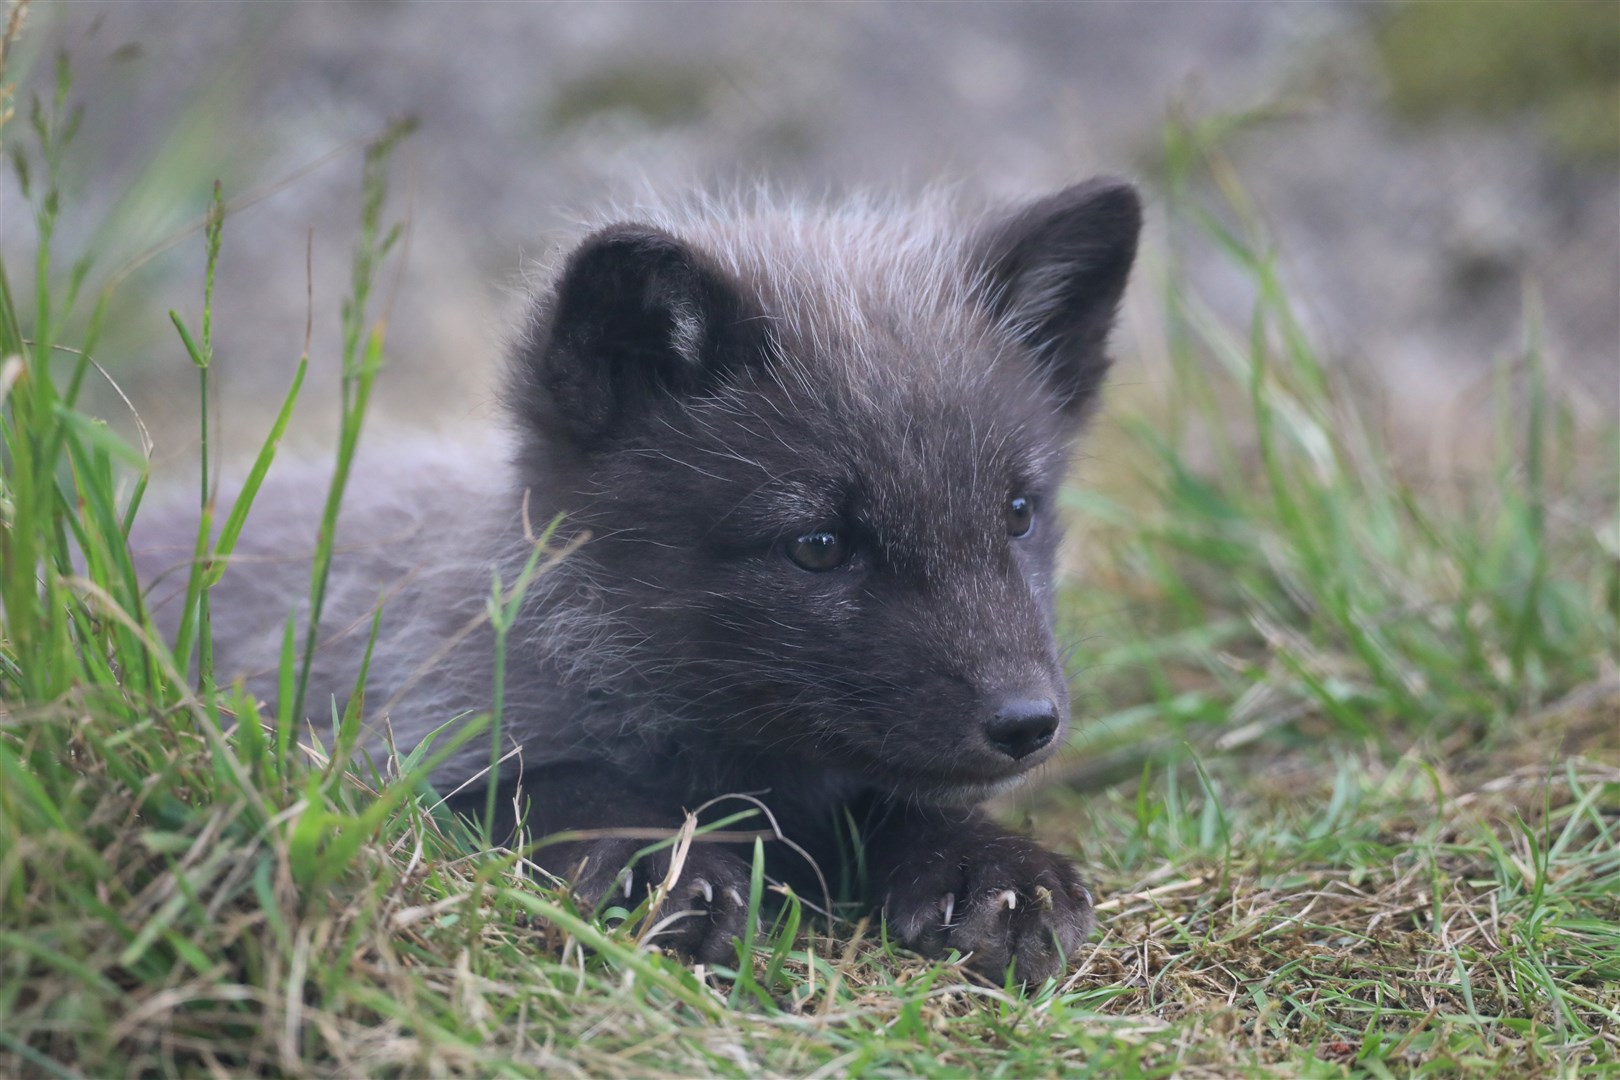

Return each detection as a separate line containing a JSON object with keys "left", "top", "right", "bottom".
{"left": 511, "top": 182, "right": 1140, "bottom": 799}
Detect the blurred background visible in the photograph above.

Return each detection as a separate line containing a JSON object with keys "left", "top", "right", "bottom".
{"left": 4, "top": 0, "right": 1616, "bottom": 472}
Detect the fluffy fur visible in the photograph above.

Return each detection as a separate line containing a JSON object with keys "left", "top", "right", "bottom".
{"left": 138, "top": 180, "right": 1142, "bottom": 982}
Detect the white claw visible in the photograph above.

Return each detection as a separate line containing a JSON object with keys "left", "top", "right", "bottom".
{"left": 995, "top": 889, "right": 1018, "bottom": 911}
{"left": 619, "top": 868, "right": 634, "bottom": 899}
{"left": 940, "top": 892, "right": 956, "bottom": 927}
{"left": 695, "top": 878, "right": 714, "bottom": 904}
{"left": 725, "top": 888, "right": 745, "bottom": 909}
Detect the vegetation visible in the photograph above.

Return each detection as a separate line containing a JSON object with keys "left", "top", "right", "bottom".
{"left": 2, "top": 10, "right": 1616, "bottom": 1076}
{"left": 1376, "top": 0, "right": 1620, "bottom": 160}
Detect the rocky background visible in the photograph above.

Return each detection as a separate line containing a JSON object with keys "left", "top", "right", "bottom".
{"left": 5, "top": 0, "right": 1616, "bottom": 469}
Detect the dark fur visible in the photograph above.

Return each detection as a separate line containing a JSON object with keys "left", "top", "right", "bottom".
{"left": 141, "top": 180, "right": 1141, "bottom": 982}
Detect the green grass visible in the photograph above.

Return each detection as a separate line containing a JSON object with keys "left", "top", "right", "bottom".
{"left": 2, "top": 19, "right": 1617, "bottom": 1078}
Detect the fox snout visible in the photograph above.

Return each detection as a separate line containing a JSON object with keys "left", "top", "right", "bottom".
{"left": 983, "top": 694, "right": 1061, "bottom": 761}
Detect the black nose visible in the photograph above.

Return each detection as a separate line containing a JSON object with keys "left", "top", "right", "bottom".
{"left": 984, "top": 698, "right": 1060, "bottom": 760}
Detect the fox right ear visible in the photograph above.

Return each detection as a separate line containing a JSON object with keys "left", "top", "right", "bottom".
{"left": 513, "top": 225, "right": 765, "bottom": 447}
{"left": 976, "top": 179, "right": 1141, "bottom": 417}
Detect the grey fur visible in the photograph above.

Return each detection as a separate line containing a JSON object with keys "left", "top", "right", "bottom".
{"left": 136, "top": 180, "right": 1142, "bottom": 980}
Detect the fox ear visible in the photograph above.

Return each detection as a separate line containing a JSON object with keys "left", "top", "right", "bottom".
{"left": 976, "top": 179, "right": 1141, "bottom": 416}
{"left": 515, "top": 224, "right": 765, "bottom": 446}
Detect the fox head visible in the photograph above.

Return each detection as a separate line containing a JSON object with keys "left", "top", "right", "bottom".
{"left": 508, "top": 181, "right": 1140, "bottom": 800}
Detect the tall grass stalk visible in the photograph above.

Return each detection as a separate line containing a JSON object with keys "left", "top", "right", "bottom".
{"left": 166, "top": 181, "right": 225, "bottom": 690}
{"left": 288, "top": 116, "right": 416, "bottom": 733}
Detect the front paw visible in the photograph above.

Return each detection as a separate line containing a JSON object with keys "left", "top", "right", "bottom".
{"left": 883, "top": 833, "right": 1094, "bottom": 984}
{"left": 568, "top": 840, "right": 755, "bottom": 966}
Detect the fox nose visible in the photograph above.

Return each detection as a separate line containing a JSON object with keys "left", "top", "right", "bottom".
{"left": 984, "top": 698, "right": 1060, "bottom": 760}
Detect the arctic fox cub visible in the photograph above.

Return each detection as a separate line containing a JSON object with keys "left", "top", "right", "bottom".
{"left": 146, "top": 180, "right": 1141, "bottom": 982}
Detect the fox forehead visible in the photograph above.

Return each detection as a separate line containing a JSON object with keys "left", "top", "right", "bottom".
{"left": 584, "top": 191, "right": 1000, "bottom": 377}
{"left": 611, "top": 365, "right": 1066, "bottom": 554}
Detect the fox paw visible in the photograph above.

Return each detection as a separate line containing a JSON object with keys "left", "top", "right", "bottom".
{"left": 571, "top": 841, "right": 755, "bottom": 966}
{"left": 883, "top": 834, "right": 1094, "bottom": 984}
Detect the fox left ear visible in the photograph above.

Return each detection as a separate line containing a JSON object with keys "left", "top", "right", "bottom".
{"left": 511, "top": 225, "right": 771, "bottom": 449}
{"left": 976, "top": 178, "right": 1141, "bottom": 416}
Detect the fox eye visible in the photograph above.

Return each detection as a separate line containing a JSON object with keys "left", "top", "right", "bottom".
{"left": 1006, "top": 495, "right": 1035, "bottom": 538}
{"left": 784, "top": 529, "right": 850, "bottom": 571}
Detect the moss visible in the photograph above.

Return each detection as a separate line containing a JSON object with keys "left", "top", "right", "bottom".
{"left": 1376, "top": 0, "right": 1620, "bottom": 159}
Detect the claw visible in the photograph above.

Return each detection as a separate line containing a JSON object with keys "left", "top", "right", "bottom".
{"left": 725, "top": 887, "right": 746, "bottom": 909}
{"left": 1069, "top": 883, "right": 1093, "bottom": 907}
{"left": 694, "top": 877, "right": 714, "bottom": 905}
{"left": 1033, "top": 884, "right": 1054, "bottom": 912}
{"left": 940, "top": 892, "right": 956, "bottom": 927}
{"left": 618, "top": 867, "right": 634, "bottom": 899}
{"left": 994, "top": 888, "right": 1018, "bottom": 911}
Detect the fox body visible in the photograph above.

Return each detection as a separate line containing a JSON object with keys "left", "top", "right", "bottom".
{"left": 143, "top": 180, "right": 1141, "bottom": 981}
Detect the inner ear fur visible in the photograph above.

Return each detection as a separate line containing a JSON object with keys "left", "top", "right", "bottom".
{"left": 976, "top": 178, "right": 1142, "bottom": 416}
{"left": 514, "top": 224, "right": 766, "bottom": 447}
